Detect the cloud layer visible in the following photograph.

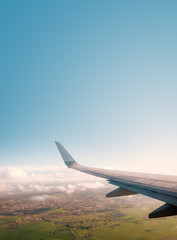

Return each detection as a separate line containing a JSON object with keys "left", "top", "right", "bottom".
{"left": 0, "top": 166, "right": 105, "bottom": 196}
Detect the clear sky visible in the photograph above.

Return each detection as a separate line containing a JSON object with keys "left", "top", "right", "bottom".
{"left": 1, "top": 0, "right": 177, "bottom": 174}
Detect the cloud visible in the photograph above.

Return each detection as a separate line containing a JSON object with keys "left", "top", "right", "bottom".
{"left": 0, "top": 166, "right": 106, "bottom": 196}
{"left": 78, "top": 181, "right": 105, "bottom": 191}
{"left": 1, "top": 167, "right": 28, "bottom": 178}
{"left": 30, "top": 195, "right": 52, "bottom": 201}
{"left": 67, "top": 184, "right": 76, "bottom": 193}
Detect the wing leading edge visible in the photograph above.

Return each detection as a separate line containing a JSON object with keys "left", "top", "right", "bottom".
{"left": 55, "top": 142, "right": 177, "bottom": 218}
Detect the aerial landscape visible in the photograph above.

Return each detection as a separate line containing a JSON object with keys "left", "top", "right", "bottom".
{"left": 1, "top": 0, "right": 177, "bottom": 239}
{"left": 1, "top": 188, "right": 177, "bottom": 240}
{"left": 1, "top": 164, "right": 177, "bottom": 240}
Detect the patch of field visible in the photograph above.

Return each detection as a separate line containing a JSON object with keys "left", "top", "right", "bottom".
{"left": 0, "top": 207, "right": 177, "bottom": 240}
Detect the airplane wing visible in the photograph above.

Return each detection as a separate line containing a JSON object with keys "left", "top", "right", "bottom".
{"left": 55, "top": 142, "right": 177, "bottom": 218}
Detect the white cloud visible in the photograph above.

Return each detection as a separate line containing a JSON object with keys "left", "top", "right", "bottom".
{"left": 57, "top": 186, "right": 66, "bottom": 191}
{"left": 78, "top": 181, "right": 105, "bottom": 191}
{"left": 0, "top": 166, "right": 106, "bottom": 196}
{"left": 2, "top": 167, "right": 28, "bottom": 178}
{"left": 67, "top": 184, "right": 76, "bottom": 193}
{"left": 30, "top": 195, "right": 52, "bottom": 201}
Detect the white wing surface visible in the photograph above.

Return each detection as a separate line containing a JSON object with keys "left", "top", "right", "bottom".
{"left": 55, "top": 142, "right": 177, "bottom": 218}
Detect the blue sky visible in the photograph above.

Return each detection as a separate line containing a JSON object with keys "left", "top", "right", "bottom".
{"left": 1, "top": 0, "right": 177, "bottom": 174}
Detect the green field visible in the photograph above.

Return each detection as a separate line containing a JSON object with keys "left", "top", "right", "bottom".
{"left": 1, "top": 206, "right": 177, "bottom": 240}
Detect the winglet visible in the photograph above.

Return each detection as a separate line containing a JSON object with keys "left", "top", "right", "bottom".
{"left": 55, "top": 142, "right": 77, "bottom": 168}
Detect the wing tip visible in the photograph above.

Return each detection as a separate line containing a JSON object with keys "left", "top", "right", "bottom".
{"left": 55, "top": 141, "right": 77, "bottom": 168}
